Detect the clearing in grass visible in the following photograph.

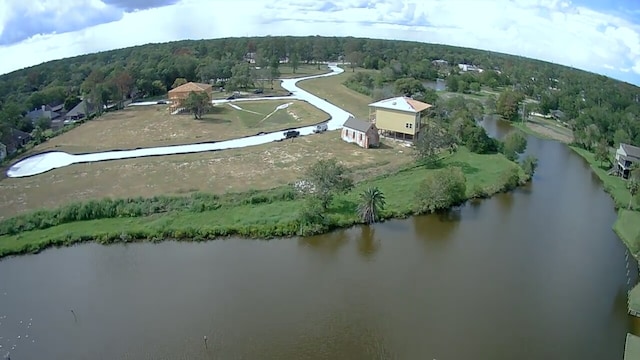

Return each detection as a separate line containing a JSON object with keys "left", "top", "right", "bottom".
{"left": 0, "top": 132, "right": 415, "bottom": 218}
{"left": 24, "top": 100, "right": 328, "bottom": 154}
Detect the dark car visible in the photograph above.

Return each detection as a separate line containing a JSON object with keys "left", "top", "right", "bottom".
{"left": 226, "top": 95, "right": 236, "bottom": 100}
{"left": 253, "top": 89, "right": 264, "bottom": 94}
{"left": 283, "top": 130, "right": 300, "bottom": 139}
{"left": 157, "top": 100, "right": 167, "bottom": 104}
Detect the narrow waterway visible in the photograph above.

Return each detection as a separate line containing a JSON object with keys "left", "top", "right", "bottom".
{"left": 0, "top": 120, "right": 636, "bottom": 359}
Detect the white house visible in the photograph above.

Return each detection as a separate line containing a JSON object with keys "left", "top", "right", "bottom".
{"left": 615, "top": 143, "right": 640, "bottom": 179}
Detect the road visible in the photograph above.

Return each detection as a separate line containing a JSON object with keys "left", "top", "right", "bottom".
{"left": 6, "top": 64, "right": 353, "bottom": 178}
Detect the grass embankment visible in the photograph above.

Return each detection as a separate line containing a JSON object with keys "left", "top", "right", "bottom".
{"left": 0, "top": 148, "right": 523, "bottom": 258}
{"left": 570, "top": 145, "right": 640, "bottom": 315}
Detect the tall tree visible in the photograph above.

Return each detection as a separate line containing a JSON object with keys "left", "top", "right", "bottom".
{"left": 502, "top": 131, "right": 528, "bottom": 161}
{"left": 289, "top": 51, "right": 300, "bottom": 74}
{"left": 414, "top": 122, "right": 455, "bottom": 167}
{"left": 171, "top": 77, "right": 188, "bottom": 89}
{"left": 496, "top": 90, "right": 525, "bottom": 121}
{"left": 357, "top": 187, "right": 386, "bottom": 224}
{"left": 183, "top": 91, "right": 212, "bottom": 120}
{"left": 594, "top": 140, "right": 610, "bottom": 167}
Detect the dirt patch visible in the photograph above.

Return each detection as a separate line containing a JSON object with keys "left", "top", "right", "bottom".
{"left": 526, "top": 118, "right": 574, "bottom": 143}
{"left": 0, "top": 132, "right": 413, "bottom": 217}
{"left": 23, "top": 100, "right": 328, "bottom": 154}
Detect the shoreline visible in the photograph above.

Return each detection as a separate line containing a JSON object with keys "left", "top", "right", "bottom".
{"left": 0, "top": 147, "right": 527, "bottom": 259}
{"left": 516, "top": 121, "right": 640, "bottom": 321}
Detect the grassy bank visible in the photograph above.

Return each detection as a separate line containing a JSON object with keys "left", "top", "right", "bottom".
{"left": 570, "top": 145, "right": 640, "bottom": 316}
{"left": 0, "top": 148, "right": 523, "bottom": 258}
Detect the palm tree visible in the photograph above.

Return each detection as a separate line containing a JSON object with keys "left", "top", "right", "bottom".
{"left": 357, "top": 187, "right": 386, "bottom": 224}
{"left": 628, "top": 178, "right": 639, "bottom": 210}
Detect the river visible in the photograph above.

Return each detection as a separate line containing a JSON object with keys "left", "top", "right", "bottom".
{"left": 0, "top": 119, "right": 638, "bottom": 359}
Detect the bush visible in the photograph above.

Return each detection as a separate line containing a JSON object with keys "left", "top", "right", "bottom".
{"left": 416, "top": 167, "right": 467, "bottom": 213}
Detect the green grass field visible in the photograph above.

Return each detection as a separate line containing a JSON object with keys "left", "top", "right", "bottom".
{"left": 0, "top": 147, "right": 520, "bottom": 257}
{"left": 297, "top": 66, "right": 377, "bottom": 119}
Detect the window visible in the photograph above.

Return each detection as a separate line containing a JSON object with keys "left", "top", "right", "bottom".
{"left": 405, "top": 123, "right": 413, "bottom": 129}
{"left": 359, "top": 133, "right": 363, "bottom": 141}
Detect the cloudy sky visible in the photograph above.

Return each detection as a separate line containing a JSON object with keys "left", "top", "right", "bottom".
{"left": 1, "top": 0, "right": 639, "bottom": 85}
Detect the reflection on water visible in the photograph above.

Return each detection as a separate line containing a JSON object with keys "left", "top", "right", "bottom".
{"left": 357, "top": 226, "right": 380, "bottom": 260}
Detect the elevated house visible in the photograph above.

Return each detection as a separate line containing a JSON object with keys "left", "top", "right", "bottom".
{"left": 368, "top": 96, "right": 432, "bottom": 142}
{"left": 168, "top": 82, "right": 213, "bottom": 112}
{"left": 341, "top": 117, "right": 379, "bottom": 148}
{"left": 615, "top": 143, "right": 640, "bottom": 179}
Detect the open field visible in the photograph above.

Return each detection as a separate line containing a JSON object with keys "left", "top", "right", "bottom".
{"left": 0, "top": 132, "right": 415, "bottom": 218}
{"left": 515, "top": 116, "right": 574, "bottom": 143}
{"left": 278, "top": 64, "right": 330, "bottom": 78}
{"left": 297, "top": 67, "right": 377, "bottom": 119}
{"left": 0, "top": 147, "right": 522, "bottom": 257}
{"left": 22, "top": 100, "right": 328, "bottom": 154}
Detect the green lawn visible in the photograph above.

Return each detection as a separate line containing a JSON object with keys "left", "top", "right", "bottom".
{"left": 211, "top": 100, "right": 328, "bottom": 130}
{"left": 297, "top": 66, "right": 377, "bottom": 119}
{"left": 614, "top": 209, "right": 640, "bottom": 256}
{"left": 278, "top": 64, "right": 330, "bottom": 78}
{"left": 0, "top": 147, "right": 520, "bottom": 258}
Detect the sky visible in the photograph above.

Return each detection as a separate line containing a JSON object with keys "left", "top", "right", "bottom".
{"left": 0, "top": 0, "right": 640, "bottom": 85}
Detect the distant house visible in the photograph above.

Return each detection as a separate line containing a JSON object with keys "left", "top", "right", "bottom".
{"left": 167, "top": 82, "right": 213, "bottom": 112}
{"left": 368, "top": 96, "right": 432, "bottom": 142}
{"left": 64, "top": 99, "right": 95, "bottom": 124}
{"left": 0, "top": 128, "right": 33, "bottom": 155}
{"left": 25, "top": 105, "right": 62, "bottom": 125}
{"left": 615, "top": 143, "right": 640, "bottom": 179}
{"left": 458, "top": 64, "right": 483, "bottom": 73}
{"left": 550, "top": 109, "right": 565, "bottom": 121}
{"left": 431, "top": 59, "right": 449, "bottom": 66}
{"left": 341, "top": 117, "right": 379, "bottom": 148}
{"left": 0, "top": 142, "right": 6, "bottom": 162}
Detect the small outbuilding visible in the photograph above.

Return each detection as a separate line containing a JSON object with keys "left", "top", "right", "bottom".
{"left": 341, "top": 117, "right": 379, "bottom": 148}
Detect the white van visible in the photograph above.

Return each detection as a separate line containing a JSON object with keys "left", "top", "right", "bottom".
{"left": 313, "top": 123, "right": 328, "bottom": 133}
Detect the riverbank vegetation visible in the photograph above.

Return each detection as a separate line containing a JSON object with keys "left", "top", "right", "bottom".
{"left": 0, "top": 146, "right": 529, "bottom": 258}
{"left": 0, "top": 94, "right": 536, "bottom": 257}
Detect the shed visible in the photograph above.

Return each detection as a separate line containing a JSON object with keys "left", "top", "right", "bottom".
{"left": 341, "top": 117, "right": 379, "bottom": 148}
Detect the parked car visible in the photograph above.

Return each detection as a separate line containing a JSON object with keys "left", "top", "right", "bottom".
{"left": 157, "top": 100, "right": 167, "bottom": 104}
{"left": 313, "top": 123, "right": 328, "bottom": 133}
{"left": 283, "top": 130, "right": 300, "bottom": 139}
{"left": 226, "top": 95, "right": 236, "bottom": 100}
{"left": 253, "top": 89, "right": 264, "bottom": 94}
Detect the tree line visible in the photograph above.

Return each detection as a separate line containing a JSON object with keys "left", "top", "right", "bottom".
{"left": 1, "top": 35, "right": 639, "bottom": 147}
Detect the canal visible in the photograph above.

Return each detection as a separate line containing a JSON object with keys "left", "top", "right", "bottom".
{"left": 0, "top": 119, "right": 637, "bottom": 359}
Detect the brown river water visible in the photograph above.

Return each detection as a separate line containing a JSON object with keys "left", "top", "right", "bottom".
{"left": 0, "top": 119, "right": 638, "bottom": 359}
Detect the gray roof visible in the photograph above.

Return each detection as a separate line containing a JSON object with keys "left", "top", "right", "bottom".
{"left": 66, "top": 99, "right": 95, "bottom": 118}
{"left": 343, "top": 117, "right": 374, "bottom": 132}
{"left": 621, "top": 143, "right": 640, "bottom": 159}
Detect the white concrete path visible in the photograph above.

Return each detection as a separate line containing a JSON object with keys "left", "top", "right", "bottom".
{"left": 6, "top": 64, "right": 352, "bottom": 178}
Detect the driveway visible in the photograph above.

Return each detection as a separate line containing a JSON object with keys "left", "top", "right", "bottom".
{"left": 6, "top": 64, "right": 353, "bottom": 178}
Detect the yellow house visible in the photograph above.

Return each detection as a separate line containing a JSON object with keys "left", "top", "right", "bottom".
{"left": 368, "top": 96, "right": 432, "bottom": 141}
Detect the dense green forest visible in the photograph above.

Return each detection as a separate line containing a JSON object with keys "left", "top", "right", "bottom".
{"left": 1, "top": 35, "right": 639, "bottom": 148}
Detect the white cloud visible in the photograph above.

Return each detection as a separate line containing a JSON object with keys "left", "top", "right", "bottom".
{"left": 0, "top": 0, "right": 639, "bottom": 85}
